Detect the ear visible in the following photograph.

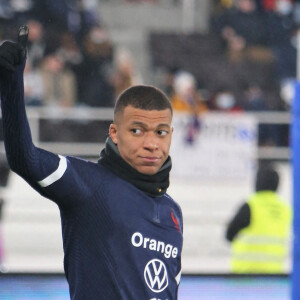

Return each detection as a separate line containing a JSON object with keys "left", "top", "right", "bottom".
{"left": 109, "top": 123, "right": 118, "bottom": 144}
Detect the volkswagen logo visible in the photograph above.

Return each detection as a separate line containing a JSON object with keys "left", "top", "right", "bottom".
{"left": 144, "top": 259, "right": 168, "bottom": 293}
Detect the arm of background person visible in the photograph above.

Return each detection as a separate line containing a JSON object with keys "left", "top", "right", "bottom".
{"left": 225, "top": 202, "right": 250, "bottom": 242}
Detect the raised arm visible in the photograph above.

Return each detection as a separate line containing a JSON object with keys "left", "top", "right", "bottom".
{"left": 0, "top": 27, "right": 86, "bottom": 207}
{"left": 0, "top": 26, "right": 60, "bottom": 180}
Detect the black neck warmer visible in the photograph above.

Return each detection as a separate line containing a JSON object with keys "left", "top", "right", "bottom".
{"left": 98, "top": 137, "right": 172, "bottom": 197}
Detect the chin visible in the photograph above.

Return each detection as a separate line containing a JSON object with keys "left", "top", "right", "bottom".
{"left": 137, "top": 166, "right": 159, "bottom": 176}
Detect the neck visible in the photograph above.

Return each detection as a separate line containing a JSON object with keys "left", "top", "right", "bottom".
{"left": 98, "top": 137, "right": 172, "bottom": 197}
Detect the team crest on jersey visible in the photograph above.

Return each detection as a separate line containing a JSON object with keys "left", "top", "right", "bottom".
{"left": 144, "top": 259, "right": 168, "bottom": 293}
{"left": 171, "top": 209, "right": 180, "bottom": 232}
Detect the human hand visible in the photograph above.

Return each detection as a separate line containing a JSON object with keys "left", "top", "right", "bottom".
{"left": 0, "top": 25, "right": 29, "bottom": 73}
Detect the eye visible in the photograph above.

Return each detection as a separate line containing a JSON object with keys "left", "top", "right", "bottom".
{"left": 131, "top": 128, "right": 142, "bottom": 135}
{"left": 157, "top": 130, "right": 168, "bottom": 136}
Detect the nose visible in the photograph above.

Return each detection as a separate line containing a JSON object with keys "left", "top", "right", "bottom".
{"left": 143, "top": 132, "right": 158, "bottom": 151}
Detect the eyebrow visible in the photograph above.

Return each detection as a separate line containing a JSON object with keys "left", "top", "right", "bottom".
{"left": 130, "top": 121, "right": 171, "bottom": 129}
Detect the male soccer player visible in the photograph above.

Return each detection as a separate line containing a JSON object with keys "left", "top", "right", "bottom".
{"left": 0, "top": 26, "right": 183, "bottom": 299}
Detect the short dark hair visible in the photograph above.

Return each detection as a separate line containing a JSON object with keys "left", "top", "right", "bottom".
{"left": 114, "top": 85, "right": 173, "bottom": 119}
{"left": 255, "top": 165, "right": 279, "bottom": 192}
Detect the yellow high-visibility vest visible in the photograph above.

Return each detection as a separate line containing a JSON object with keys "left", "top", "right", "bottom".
{"left": 231, "top": 191, "right": 292, "bottom": 273}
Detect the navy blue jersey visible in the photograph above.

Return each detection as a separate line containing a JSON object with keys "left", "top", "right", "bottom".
{"left": 0, "top": 64, "right": 183, "bottom": 299}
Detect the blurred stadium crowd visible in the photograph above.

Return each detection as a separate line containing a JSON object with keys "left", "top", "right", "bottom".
{"left": 0, "top": 0, "right": 123, "bottom": 108}
{"left": 209, "top": 0, "right": 297, "bottom": 113}
{"left": 0, "top": 0, "right": 297, "bottom": 146}
{"left": 152, "top": 0, "right": 298, "bottom": 146}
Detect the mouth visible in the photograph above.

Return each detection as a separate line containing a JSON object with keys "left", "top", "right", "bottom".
{"left": 139, "top": 156, "right": 161, "bottom": 164}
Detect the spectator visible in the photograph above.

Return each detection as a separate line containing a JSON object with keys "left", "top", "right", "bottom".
{"left": 266, "top": 0, "right": 297, "bottom": 80}
{"left": 26, "top": 19, "right": 47, "bottom": 68}
{"left": 261, "top": 0, "right": 292, "bottom": 12}
{"left": 35, "top": 0, "right": 100, "bottom": 40}
{"left": 56, "top": 32, "right": 83, "bottom": 68}
{"left": 56, "top": 32, "right": 83, "bottom": 99}
{"left": 170, "top": 71, "right": 208, "bottom": 146}
{"left": 209, "top": 88, "right": 243, "bottom": 112}
{"left": 10, "top": 0, "right": 35, "bottom": 26}
{"left": 72, "top": 0, "right": 101, "bottom": 43}
{"left": 212, "top": 0, "right": 268, "bottom": 47}
{"left": 0, "top": 1, "right": 14, "bottom": 40}
{"left": 261, "top": 0, "right": 277, "bottom": 10}
{"left": 242, "top": 84, "right": 269, "bottom": 111}
{"left": 170, "top": 71, "right": 208, "bottom": 114}
{"left": 211, "top": 0, "right": 273, "bottom": 64}
{"left": 77, "top": 26, "right": 114, "bottom": 107}
{"left": 161, "top": 67, "right": 179, "bottom": 98}
{"left": 110, "top": 48, "right": 143, "bottom": 98}
{"left": 0, "top": 3, "right": 116, "bottom": 109}
{"left": 35, "top": 0, "right": 70, "bottom": 31}
{"left": 225, "top": 164, "right": 292, "bottom": 273}
{"left": 242, "top": 84, "right": 280, "bottom": 145}
{"left": 41, "top": 53, "right": 77, "bottom": 107}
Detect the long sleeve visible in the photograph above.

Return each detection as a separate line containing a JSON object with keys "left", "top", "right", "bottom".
{"left": 0, "top": 61, "right": 103, "bottom": 209}
{"left": 225, "top": 202, "right": 251, "bottom": 242}
{"left": 0, "top": 60, "right": 60, "bottom": 183}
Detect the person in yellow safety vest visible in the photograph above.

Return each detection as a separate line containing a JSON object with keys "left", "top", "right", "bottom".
{"left": 225, "top": 164, "right": 292, "bottom": 273}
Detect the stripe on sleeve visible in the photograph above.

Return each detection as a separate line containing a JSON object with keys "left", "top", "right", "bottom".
{"left": 38, "top": 155, "right": 67, "bottom": 187}
{"left": 175, "top": 269, "right": 181, "bottom": 285}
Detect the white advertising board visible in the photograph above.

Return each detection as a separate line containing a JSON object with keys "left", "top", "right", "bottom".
{"left": 171, "top": 112, "right": 258, "bottom": 180}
